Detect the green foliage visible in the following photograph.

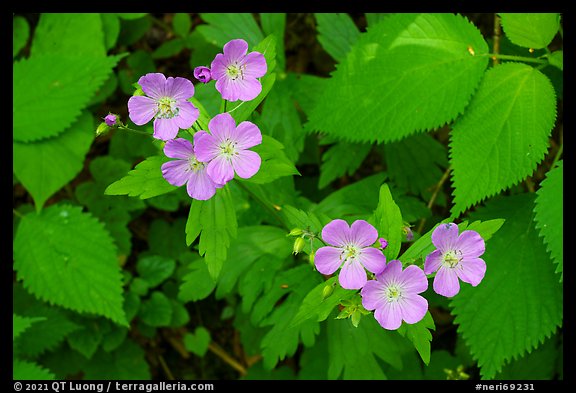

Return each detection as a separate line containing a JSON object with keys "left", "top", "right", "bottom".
{"left": 499, "top": 13, "right": 560, "bottom": 49}
{"left": 450, "top": 194, "right": 563, "bottom": 379}
{"left": 397, "top": 311, "right": 435, "bottom": 365}
{"left": 534, "top": 160, "right": 563, "bottom": 280}
{"left": 14, "top": 204, "right": 127, "bottom": 326}
{"left": 82, "top": 340, "right": 151, "bottom": 379}
{"left": 14, "top": 360, "right": 55, "bottom": 380}
{"left": 306, "top": 13, "right": 489, "bottom": 143}
{"left": 259, "top": 13, "right": 286, "bottom": 71}
{"left": 136, "top": 255, "right": 176, "bottom": 288}
{"left": 197, "top": 13, "right": 264, "bottom": 48}
{"left": 314, "top": 13, "right": 360, "bottom": 62}
{"left": 450, "top": 63, "right": 557, "bottom": 216}
{"left": 13, "top": 314, "right": 45, "bottom": 341}
{"left": 13, "top": 15, "right": 30, "bottom": 57}
{"left": 318, "top": 141, "right": 372, "bottom": 189}
{"left": 184, "top": 327, "right": 211, "bottom": 357}
{"left": 371, "top": 183, "right": 404, "bottom": 260}
{"left": 138, "top": 291, "right": 173, "bottom": 327}
{"left": 243, "top": 135, "right": 301, "bottom": 184}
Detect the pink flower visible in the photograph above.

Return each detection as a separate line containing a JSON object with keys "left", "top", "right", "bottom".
{"left": 127, "top": 73, "right": 199, "bottom": 141}
{"left": 315, "top": 219, "right": 387, "bottom": 290}
{"left": 193, "top": 112, "right": 262, "bottom": 184}
{"left": 194, "top": 66, "right": 212, "bottom": 83}
{"left": 210, "top": 39, "right": 267, "bottom": 102}
{"left": 361, "top": 260, "right": 429, "bottom": 330}
{"left": 424, "top": 223, "right": 486, "bottom": 297}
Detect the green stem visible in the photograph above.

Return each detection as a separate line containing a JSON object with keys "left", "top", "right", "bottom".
{"left": 235, "top": 181, "right": 289, "bottom": 230}
{"left": 117, "top": 125, "right": 153, "bottom": 137}
{"left": 551, "top": 143, "right": 563, "bottom": 168}
{"left": 486, "top": 53, "right": 548, "bottom": 65}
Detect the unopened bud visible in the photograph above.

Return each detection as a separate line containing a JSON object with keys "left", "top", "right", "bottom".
{"left": 378, "top": 237, "right": 388, "bottom": 249}
{"left": 104, "top": 113, "right": 119, "bottom": 127}
{"left": 96, "top": 122, "right": 111, "bottom": 137}
{"left": 293, "top": 237, "right": 306, "bottom": 255}
{"left": 402, "top": 226, "right": 414, "bottom": 241}
{"left": 287, "top": 228, "right": 304, "bottom": 237}
{"left": 309, "top": 252, "right": 315, "bottom": 266}
{"left": 321, "top": 283, "right": 334, "bottom": 299}
{"left": 193, "top": 66, "right": 212, "bottom": 83}
{"left": 351, "top": 310, "right": 362, "bottom": 327}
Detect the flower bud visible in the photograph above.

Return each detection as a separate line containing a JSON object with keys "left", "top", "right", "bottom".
{"left": 104, "top": 113, "right": 119, "bottom": 127}
{"left": 378, "top": 237, "right": 388, "bottom": 249}
{"left": 402, "top": 225, "right": 414, "bottom": 241}
{"left": 287, "top": 228, "right": 304, "bottom": 237}
{"left": 193, "top": 66, "right": 212, "bottom": 83}
{"left": 308, "top": 252, "right": 315, "bottom": 266}
{"left": 321, "top": 283, "right": 334, "bottom": 299}
{"left": 351, "top": 310, "right": 362, "bottom": 327}
{"left": 95, "top": 122, "right": 111, "bottom": 137}
{"left": 293, "top": 237, "right": 306, "bottom": 255}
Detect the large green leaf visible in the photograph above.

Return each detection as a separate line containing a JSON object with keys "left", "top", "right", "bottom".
{"left": 450, "top": 193, "right": 563, "bottom": 379}
{"left": 13, "top": 360, "right": 55, "bottom": 380}
{"left": 197, "top": 13, "right": 264, "bottom": 48}
{"left": 397, "top": 311, "right": 435, "bottom": 365}
{"left": 534, "top": 160, "right": 563, "bottom": 281}
{"left": 13, "top": 112, "right": 95, "bottom": 212}
{"left": 13, "top": 314, "right": 45, "bottom": 341}
{"left": 450, "top": 63, "right": 557, "bottom": 216}
{"left": 13, "top": 54, "right": 121, "bottom": 142}
{"left": 82, "top": 339, "right": 151, "bottom": 379}
{"left": 499, "top": 13, "right": 560, "bottom": 49}
{"left": 314, "top": 13, "right": 360, "bottom": 62}
{"left": 306, "top": 13, "right": 489, "bottom": 143}
{"left": 371, "top": 183, "right": 404, "bottom": 260}
{"left": 13, "top": 204, "right": 127, "bottom": 326}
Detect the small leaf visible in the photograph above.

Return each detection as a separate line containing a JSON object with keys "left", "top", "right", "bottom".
{"left": 179, "top": 258, "right": 216, "bottom": 302}
{"left": 136, "top": 255, "right": 176, "bottom": 288}
{"left": 138, "top": 291, "right": 173, "bottom": 327}
{"left": 397, "top": 311, "right": 435, "bottom": 365}
{"left": 547, "top": 50, "right": 563, "bottom": 71}
{"left": 82, "top": 339, "right": 151, "bottom": 379}
{"left": 184, "top": 327, "right": 211, "bottom": 357}
{"left": 172, "top": 13, "right": 192, "bottom": 37}
{"left": 499, "top": 13, "right": 560, "bottom": 49}
{"left": 13, "top": 15, "right": 30, "bottom": 57}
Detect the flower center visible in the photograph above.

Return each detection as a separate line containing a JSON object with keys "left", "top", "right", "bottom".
{"left": 188, "top": 156, "right": 205, "bottom": 172}
{"left": 442, "top": 250, "right": 462, "bottom": 268}
{"left": 386, "top": 284, "right": 403, "bottom": 302}
{"left": 341, "top": 244, "right": 360, "bottom": 261}
{"left": 156, "top": 97, "right": 179, "bottom": 119}
{"left": 219, "top": 139, "right": 239, "bottom": 159}
{"left": 226, "top": 63, "right": 246, "bottom": 81}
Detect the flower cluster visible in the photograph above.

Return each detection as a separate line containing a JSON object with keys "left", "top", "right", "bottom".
{"left": 312, "top": 220, "right": 486, "bottom": 331}
{"left": 122, "top": 39, "right": 267, "bottom": 201}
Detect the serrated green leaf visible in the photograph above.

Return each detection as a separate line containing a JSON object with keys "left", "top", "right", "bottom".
{"left": 315, "top": 13, "right": 361, "bottom": 62}
{"left": 327, "top": 316, "right": 404, "bottom": 379}
{"left": 496, "top": 334, "right": 559, "bottom": 380}
{"left": 13, "top": 360, "right": 55, "bottom": 380}
{"left": 371, "top": 183, "right": 404, "bottom": 260}
{"left": 499, "top": 13, "right": 560, "bottom": 49}
{"left": 13, "top": 205, "right": 127, "bottom": 326}
{"left": 13, "top": 15, "right": 30, "bottom": 57}
{"left": 185, "top": 186, "right": 238, "bottom": 279}
{"left": 13, "top": 314, "right": 46, "bottom": 341}
{"left": 450, "top": 193, "right": 563, "bottom": 379}
{"left": 31, "top": 13, "right": 106, "bottom": 56}
{"left": 148, "top": 218, "right": 189, "bottom": 260}
{"left": 136, "top": 255, "right": 176, "bottom": 288}
{"left": 318, "top": 142, "right": 372, "bottom": 189}
{"left": 179, "top": 258, "right": 216, "bottom": 302}
{"left": 242, "top": 135, "right": 300, "bottom": 184}
{"left": 306, "top": 13, "right": 489, "bottom": 143}
{"left": 384, "top": 133, "right": 449, "bottom": 199}
{"left": 13, "top": 112, "right": 95, "bottom": 211}
{"left": 82, "top": 339, "right": 151, "bottom": 379}
{"left": 397, "top": 311, "right": 435, "bottom": 365}
{"left": 67, "top": 321, "right": 104, "bottom": 359}
{"left": 100, "top": 13, "right": 120, "bottom": 50}
{"left": 450, "top": 63, "right": 557, "bottom": 216}
{"left": 138, "top": 291, "right": 173, "bottom": 327}
{"left": 13, "top": 54, "right": 121, "bottom": 142}
{"left": 184, "top": 327, "right": 211, "bottom": 357}
{"left": 534, "top": 160, "right": 563, "bottom": 281}
{"left": 197, "top": 13, "right": 264, "bottom": 48}
{"left": 104, "top": 155, "right": 177, "bottom": 199}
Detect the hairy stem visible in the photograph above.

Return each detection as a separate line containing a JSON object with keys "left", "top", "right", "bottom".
{"left": 416, "top": 165, "right": 452, "bottom": 234}
{"left": 492, "top": 14, "right": 501, "bottom": 66}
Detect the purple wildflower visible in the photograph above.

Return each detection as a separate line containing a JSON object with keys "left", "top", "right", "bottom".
{"left": 379, "top": 238, "right": 388, "bottom": 250}
{"left": 210, "top": 39, "right": 267, "bottom": 102}
{"left": 194, "top": 66, "right": 212, "bottom": 84}
{"left": 127, "top": 73, "right": 199, "bottom": 141}
{"left": 424, "top": 223, "right": 486, "bottom": 298}
{"left": 104, "top": 113, "right": 118, "bottom": 127}
{"left": 161, "top": 138, "right": 223, "bottom": 201}
{"left": 361, "top": 260, "right": 429, "bottom": 330}
{"left": 193, "top": 112, "right": 262, "bottom": 184}
{"left": 315, "top": 219, "right": 387, "bottom": 290}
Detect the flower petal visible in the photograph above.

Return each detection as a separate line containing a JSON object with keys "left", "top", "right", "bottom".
{"left": 235, "top": 77, "right": 263, "bottom": 101}
{"left": 186, "top": 171, "right": 217, "bottom": 201}
{"left": 374, "top": 301, "right": 402, "bottom": 330}
{"left": 138, "top": 73, "right": 167, "bottom": 100}
{"left": 314, "top": 246, "right": 344, "bottom": 275}
{"left": 234, "top": 121, "right": 262, "bottom": 150}
{"left": 208, "top": 112, "right": 236, "bottom": 142}
{"left": 194, "top": 132, "right": 220, "bottom": 163}
{"left": 215, "top": 76, "right": 241, "bottom": 102}
{"left": 399, "top": 265, "right": 428, "bottom": 294}
{"left": 174, "top": 100, "right": 199, "bottom": 130}
{"left": 339, "top": 259, "right": 367, "bottom": 290}
{"left": 223, "top": 39, "right": 248, "bottom": 64}
{"left": 206, "top": 155, "right": 234, "bottom": 184}
{"left": 456, "top": 257, "right": 486, "bottom": 287}
{"left": 242, "top": 51, "right": 267, "bottom": 78}
{"left": 378, "top": 259, "right": 403, "bottom": 285}
{"left": 349, "top": 220, "right": 379, "bottom": 247}
{"left": 433, "top": 267, "right": 461, "bottom": 297}
{"left": 456, "top": 230, "right": 485, "bottom": 258}
{"left": 357, "top": 247, "right": 387, "bottom": 275}
{"left": 424, "top": 249, "right": 443, "bottom": 275}
{"left": 153, "top": 118, "right": 179, "bottom": 140}
{"left": 163, "top": 138, "right": 193, "bottom": 159}
{"left": 431, "top": 223, "right": 460, "bottom": 251}
{"left": 231, "top": 149, "right": 261, "bottom": 179}
{"left": 210, "top": 54, "right": 227, "bottom": 80}
{"left": 127, "top": 96, "right": 157, "bottom": 125}
{"left": 399, "top": 295, "right": 428, "bottom": 324}
{"left": 165, "top": 77, "right": 194, "bottom": 100}
{"left": 321, "top": 219, "right": 351, "bottom": 247}
{"left": 360, "top": 280, "right": 387, "bottom": 311}
{"left": 161, "top": 160, "right": 190, "bottom": 187}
